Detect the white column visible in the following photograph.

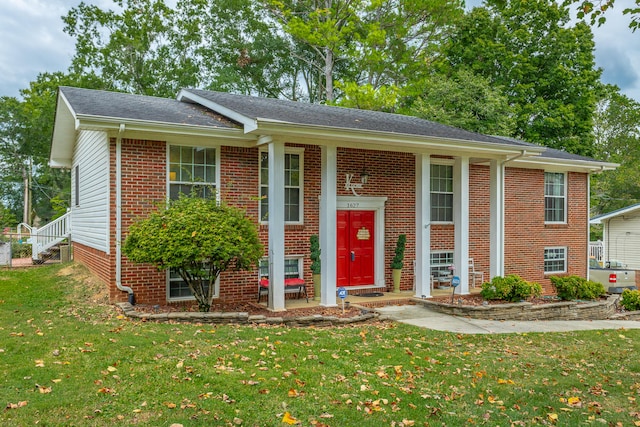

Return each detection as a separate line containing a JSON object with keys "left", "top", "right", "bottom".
{"left": 489, "top": 159, "right": 505, "bottom": 279}
{"left": 320, "top": 146, "right": 338, "bottom": 307}
{"left": 415, "top": 153, "right": 431, "bottom": 298}
{"left": 268, "top": 141, "right": 285, "bottom": 311}
{"left": 454, "top": 156, "right": 470, "bottom": 294}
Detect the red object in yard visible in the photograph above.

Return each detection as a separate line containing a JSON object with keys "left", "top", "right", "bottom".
{"left": 609, "top": 273, "right": 617, "bottom": 283}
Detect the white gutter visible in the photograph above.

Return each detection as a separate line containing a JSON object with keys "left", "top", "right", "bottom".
{"left": 502, "top": 150, "right": 527, "bottom": 165}
{"left": 115, "top": 124, "right": 134, "bottom": 299}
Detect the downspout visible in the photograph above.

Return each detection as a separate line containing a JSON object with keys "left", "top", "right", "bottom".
{"left": 115, "top": 124, "right": 134, "bottom": 303}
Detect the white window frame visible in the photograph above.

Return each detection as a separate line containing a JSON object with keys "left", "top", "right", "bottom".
{"left": 166, "top": 144, "right": 221, "bottom": 302}
{"left": 544, "top": 246, "right": 567, "bottom": 274}
{"left": 430, "top": 250, "right": 454, "bottom": 277}
{"left": 168, "top": 145, "right": 219, "bottom": 201}
{"left": 259, "top": 256, "right": 303, "bottom": 280}
{"left": 259, "top": 147, "right": 304, "bottom": 225}
{"left": 544, "top": 172, "right": 567, "bottom": 224}
{"left": 430, "top": 161, "right": 454, "bottom": 223}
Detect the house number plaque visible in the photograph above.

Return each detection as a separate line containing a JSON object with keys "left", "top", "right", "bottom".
{"left": 356, "top": 227, "right": 370, "bottom": 240}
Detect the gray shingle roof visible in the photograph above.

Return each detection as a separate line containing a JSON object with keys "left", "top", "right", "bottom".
{"left": 182, "top": 88, "right": 530, "bottom": 147}
{"left": 60, "top": 86, "right": 237, "bottom": 129}
{"left": 489, "top": 135, "right": 601, "bottom": 163}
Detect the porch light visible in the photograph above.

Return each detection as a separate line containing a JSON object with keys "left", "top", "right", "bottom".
{"left": 360, "top": 169, "right": 369, "bottom": 184}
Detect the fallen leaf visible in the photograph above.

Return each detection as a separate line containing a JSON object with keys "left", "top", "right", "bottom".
{"left": 567, "top": 396, "right": 581, "bottom": 407}
{"left": 107, "top": 366, "right": 117, "bottom": 372}
{"left": 37, "top": 384, "right": 52, "bottom": 394}
{"left": 282, "top": 411, "right": 299, "bottom": 425}
{"left": 5, "top": 401, "right": 27, "bottom": 410}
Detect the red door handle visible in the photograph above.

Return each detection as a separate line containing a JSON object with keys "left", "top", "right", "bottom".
{"left": 351, "top": 251, "right": 355, "bottom": 261}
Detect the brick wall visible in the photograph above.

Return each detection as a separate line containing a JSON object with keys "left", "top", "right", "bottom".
{"left": 73, "top": 241, "right": 111, "bottom": 288}
{"left": 113, "top": 138, "right": 167, "bottom": 304}
{"left": 504, "top": 168, "right": 588, "bottom": 293}
{"left": 85, "top": 136, "right": 589, "bottom": 305}
{"left": 337, "top": 148, "right": 416, "bottom": 291}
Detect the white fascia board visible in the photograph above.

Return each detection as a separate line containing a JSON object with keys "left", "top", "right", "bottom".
{"left": 510, "top": 156, "right": 619, "bottom": 173}
{"left": 254, "top": 119, "right": 545, "bottom": 158}
{"left": 76, "top": 115, "right": 253, "bottom": 142}
{"left": 49, "top": 91, "right": 78, "bottom": 168}
{"left": 177, "top": 89, "right": 259, "bottom": 133}
{"left": 590, "top": 203, "right": 640, "bottom": 224}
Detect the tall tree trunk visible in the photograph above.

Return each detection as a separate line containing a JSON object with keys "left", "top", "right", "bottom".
{"left": 324, "top": 47, "right": 334, "bottom": 102}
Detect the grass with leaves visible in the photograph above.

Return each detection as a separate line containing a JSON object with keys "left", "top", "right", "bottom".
{"left": 1, "top": 263, "right": 639, "bottom": 426}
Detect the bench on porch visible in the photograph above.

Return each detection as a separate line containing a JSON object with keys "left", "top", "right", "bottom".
{"left": 257, "top": 278, "right": 308, "bottom": 302}
{"left": 257, "top": 259, "right": 308, "bottom": 303}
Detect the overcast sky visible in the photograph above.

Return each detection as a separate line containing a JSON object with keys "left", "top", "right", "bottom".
{"left": 1, "top": 0, "right": 639, "bottom": 102}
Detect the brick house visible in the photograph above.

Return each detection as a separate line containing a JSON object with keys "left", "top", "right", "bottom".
{"left": 49, "top": 86, "right": 615, "bottom": 310}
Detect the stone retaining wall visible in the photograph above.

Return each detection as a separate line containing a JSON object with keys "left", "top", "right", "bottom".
{"left": 116, "top": 302, "right": 377, "bottom": 327}
{"left": 413, "top": 295, "right": 620, "bottom": 321}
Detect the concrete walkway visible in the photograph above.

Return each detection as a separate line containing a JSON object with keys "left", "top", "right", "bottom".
{"left": 375, "top": 304, "right": 640, "bottom": 334}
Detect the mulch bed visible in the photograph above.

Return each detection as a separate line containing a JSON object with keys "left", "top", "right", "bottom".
{"left": 133, "top": 301, "right": 366, "bottom": 319}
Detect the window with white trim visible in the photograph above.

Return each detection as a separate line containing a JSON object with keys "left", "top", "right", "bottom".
{"left": 430, "top": 251, "right": 454, "bottom": 277}
{"left": 169, "top": 145, "right": 217, "bottom": 200}
{"left": 544, "top": 172, "right": 566, "bottom": 223}
{"left": 544, "top": 247, "right": 567, "bottom": 274}
{"left": 259, "top": 149, "right": 303, "bottom": 223}
{"left": 259, "top": 257, "right": 303, "bottom": 280}
{"left": 167, "top": 145, "right": 219, "bottom": 300}
{"left": 431, "top": 164, "right": 453, "bottom": 222}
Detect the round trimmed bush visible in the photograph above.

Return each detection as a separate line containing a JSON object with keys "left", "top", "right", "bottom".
{"left": 480, "top": 275, "right": 542, "bottom": 302}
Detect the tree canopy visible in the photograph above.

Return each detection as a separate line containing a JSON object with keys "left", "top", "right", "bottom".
{"left": 437, "top": 0, "right": 601, "bottom": 156}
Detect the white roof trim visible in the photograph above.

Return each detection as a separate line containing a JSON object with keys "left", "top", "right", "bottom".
{"left": 178, "top": 89, "right": 258, "bottom": 133}
{"left": 590, "top": 203, "right": 640, "bottom": 224}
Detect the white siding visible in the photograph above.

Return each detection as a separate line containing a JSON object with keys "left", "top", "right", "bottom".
{"left": 71, "top": 130, "right": 110, "bottom": 252}
{"left": 605, "top": 214, "right": 640, "bottom": 269}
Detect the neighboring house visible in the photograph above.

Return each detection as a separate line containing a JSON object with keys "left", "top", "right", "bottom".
{"left": 49, "top": 86, "right": 616, "bottom": 311}
{"left": 590, "top": 204, "right": 640, "bottom": 269}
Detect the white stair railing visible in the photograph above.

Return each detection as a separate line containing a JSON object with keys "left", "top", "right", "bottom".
{"left": 30, "top": 211, "right": 71, "bottom": 260}
{"left": 589, "top": 240, "right": 604, "bottom": 264}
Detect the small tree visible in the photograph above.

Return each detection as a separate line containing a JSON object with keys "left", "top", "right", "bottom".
{"left": 123, "top": 194, "right": 263, "bottom": 312}
{"left": 391, "top": 234, "right": 406, "bottom": 270}
{"left": 309, "top": 235, "right": 321, "bottom": 275}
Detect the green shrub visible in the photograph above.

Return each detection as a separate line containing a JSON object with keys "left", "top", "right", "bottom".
{"left": 480, "top": 275, "right": 542, "bottom": 302}
{"left": 11, "top": 241, "right": 31, "bottom": 258}
{"left": 550, "top": 275, "right": 606, "bottom": 301}
{"left": 620, "top": 289, "right": 640, "bottom": 311}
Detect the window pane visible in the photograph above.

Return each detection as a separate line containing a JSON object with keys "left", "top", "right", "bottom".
{"left": 285, "top": 188, "right": 300, "bottom": 222}
{"left": 169, "top": 268, "right": 193, "bottom": 298}
{"left": 544, "top": 172, "right": 565, "bottom": 222}
{"left": 430, "top": 164, "right": 453, "bottom": 221}
{"left": 170, "top": 145, "right": 181, "bottom": 163}
{"left": 193, "top": 148, "right": 205, "bottom": 164}
{"left": 260, "top": 187, "right": 269, "bottom": 220}
{"left": 544, "top": 248, "right": 566, "bottom": 273}
{"left": 260, "top": 151, "right": 302, "bottom": 222}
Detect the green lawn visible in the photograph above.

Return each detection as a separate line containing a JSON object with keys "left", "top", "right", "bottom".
{"left": 1, "top": 264, "right": 639, "bottom": 426}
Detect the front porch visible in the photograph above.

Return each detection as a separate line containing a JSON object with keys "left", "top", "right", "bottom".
{"left": 261, "top": 286, "right": 483, "bottom": 311}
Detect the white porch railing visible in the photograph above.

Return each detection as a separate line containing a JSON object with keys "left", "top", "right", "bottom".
{"left": 28, "top": 211, "right": 71, "bottom": 261}
{"left": 589, "top": 240, "right": 604, "bottom": 263}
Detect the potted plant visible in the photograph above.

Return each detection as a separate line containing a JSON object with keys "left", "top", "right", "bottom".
{"left": 391, "top": 234, "right": 406, "bottom": 293}
{"left": 310, "top": 235, "right": 321, "bottom": 301}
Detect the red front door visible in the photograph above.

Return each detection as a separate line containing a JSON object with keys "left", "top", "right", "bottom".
{"left": 337, "top": 210, "right": 375, "bottom": 287}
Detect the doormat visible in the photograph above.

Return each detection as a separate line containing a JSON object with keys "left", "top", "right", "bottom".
{"left": 359, "top": 292, "right": 384, "bottom": 297}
